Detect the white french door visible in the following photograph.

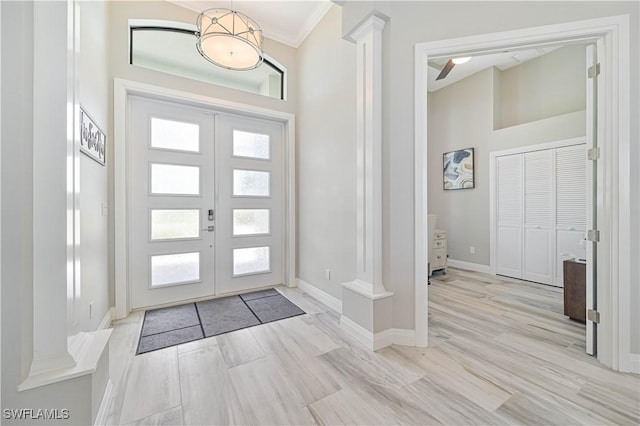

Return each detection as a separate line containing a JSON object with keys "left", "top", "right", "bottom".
{"left": 129, "top": 97, "right": 284, "bottom": 309}
{"left": 214, "top": 114, "right": 284, "bottom": 294}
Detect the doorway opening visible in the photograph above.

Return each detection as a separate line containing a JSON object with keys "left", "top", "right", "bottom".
{"left": 114, "top": 79, "right": 296, "bottom": 318}
{"left": 128, "top": 96, "right": 285, "bottom": 310}
{"left": 414, "top": 15, "right": 632, "bottom": 372}
{"left": 427, "top": 40, "right": 593, "bottom": 361}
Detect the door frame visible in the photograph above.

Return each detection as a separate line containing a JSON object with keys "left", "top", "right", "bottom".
{"left": 114, "top": 78, "right": 296, "bottom": 319}
{"left": 414, "top": 15, "right": 634, "bottom": 372}
{"left": 489, "top": 137, "right": 586, "bottom": 280}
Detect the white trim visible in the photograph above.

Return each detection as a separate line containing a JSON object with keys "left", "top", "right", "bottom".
{"left": 288, "top": 1, "right": 332, "bottom": 48}
{"left": 375, "top": 329, "right": 416, "bottom": 349}
{"left": 612, "top": 17, "right": 633, "bottom": 372}
{"left": 488, "top": 137, "right": 586, "bottom": 276}
{"left": 296, "top": 278, "right": 342, "bottom": 314}
{"left": 447, "top": 259, "right": 491, "bottom": 275}
{"left": 342, "top": 279, "right": 393, "bottom": 300}
{"left": 340, "top": 316, "right": 416, "bottom": 351}
{"left": 490, "top": 137, "right": 585, "bottom": 158}
{"left": 414, "top": 41, "right": 429, "bottom": 348}
{"left": 18, "top": 329, "right": 112, "bottom": 391}
{"left": 285, "top": 118, "right": 296, "bottom": 287}
{"left": 346, "top": 14, "right": 387, "bottom": 296}
{"left": 414, "top": 15, "right": 632, "bottom": 371}
{"left": 113, "top": 78, "right": 296, "bottom": 320}
{"left": 0, "top": 2, "right": 3, "bottom": 408}
{"left": 623, "top": 354, "right": 640, "bottom": 374}
{"left": 373, "top": 328, "right": 395, "bottom": 350}
{"left": 340, "top": 315, "right": 373, "bottom": 349}
{"left": 28, "top": 0, "right": 77, "bottom": 378}
{"left": 94, "top": 379, "right": 113, "bottom": 426}
{"left": 391, "top": 328, "right": 417, "bottom": 347}
{"left": 97, "top": 308, "right": 113, "bottom": 330}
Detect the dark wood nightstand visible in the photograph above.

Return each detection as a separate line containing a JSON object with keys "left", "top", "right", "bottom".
{"left": 563, "top": 259, "right": 586, "bottom": 322}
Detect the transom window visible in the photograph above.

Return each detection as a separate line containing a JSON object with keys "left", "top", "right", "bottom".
{"left": 130, "top": 22, "right": 285, "bottom": 100}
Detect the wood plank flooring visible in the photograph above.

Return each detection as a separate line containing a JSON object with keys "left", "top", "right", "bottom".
{"left": 104, "top": 269, "right": 639, "bottom": 425}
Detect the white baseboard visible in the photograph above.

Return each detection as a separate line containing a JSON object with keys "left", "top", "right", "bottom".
{"left": 447, "top": 259, "right": 491, "bottom": 274}
{"left": 340, "top": 315, "right": 373, "bottom": 349}
{"left": 94, "top": 379, "right": 113, "bottom": 426}
{"left": 296, "top": 278, "right": 342, "bottom": 314}
{"left": 98, "top": 307, "right": 114, "bottom": 330}
{"left": 340, "top": 316, "right": 416, "bottom": 350}
{"left": 621, "top": 353, "right": 640, "bottom": 374}
{"left": 391, "top": 328, "right": 416, "bottom": 346}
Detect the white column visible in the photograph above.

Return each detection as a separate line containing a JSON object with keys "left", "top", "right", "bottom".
{"left": 28, "top": 0, "right": 76, "bottom": 377}
{"left": 340, "top": 14, "right": 394, "bottom": 351}
{"left": 344, "top": 14, "right": 388, "bottom": 297}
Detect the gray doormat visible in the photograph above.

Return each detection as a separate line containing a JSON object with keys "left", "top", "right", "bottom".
{"left": 136, "top": 289, "right": 304, "bottom": 355}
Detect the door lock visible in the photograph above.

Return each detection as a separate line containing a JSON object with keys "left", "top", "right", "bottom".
{"left": 208, "top": 209, "right": 215, "bottom": 221}
{"left": 203, "top": 225, "right": 214, "bottom": 232}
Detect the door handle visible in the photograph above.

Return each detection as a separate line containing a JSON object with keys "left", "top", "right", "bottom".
{"left": 202, "top": 225, "right": 214, "bottom": 232}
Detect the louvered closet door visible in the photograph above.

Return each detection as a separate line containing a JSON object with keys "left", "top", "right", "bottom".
{"left": 523, "top": 150, "right": 554, "bottom": 284}
{"left": 555, "top": 145, "right": 587, "bottom": 286}
{"left": 496, "top": 154, "right": 523, "bottom": 278}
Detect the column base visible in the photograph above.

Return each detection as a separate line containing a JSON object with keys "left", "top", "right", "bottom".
{"left": 341, "top": 280, "right": 394, "bottom": 350}
{"left": 18, "top": 329, "right": 112, "bottom": 425}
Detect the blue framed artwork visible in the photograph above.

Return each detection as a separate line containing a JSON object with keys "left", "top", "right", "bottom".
{"left": 443, "top": 148, "right": 474, "bottom": 190}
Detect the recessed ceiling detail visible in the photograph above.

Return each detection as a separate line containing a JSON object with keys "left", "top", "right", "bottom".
{"left": 428, "top": 47, "right": 560, "bottom": 92}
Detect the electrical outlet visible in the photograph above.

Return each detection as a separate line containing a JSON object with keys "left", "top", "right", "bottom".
{"left": 325, "top": 269, "right": 331, "bottom": 281}
{"left": 101, "top": 202, "right": 108, "bottom": 217}
{"left": 470, "top": 246, "right": 475, "bottom": 254}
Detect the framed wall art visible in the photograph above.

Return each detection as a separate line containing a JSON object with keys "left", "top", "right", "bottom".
{"left": 443, "top": 148, "right": 474, "bottom": 190}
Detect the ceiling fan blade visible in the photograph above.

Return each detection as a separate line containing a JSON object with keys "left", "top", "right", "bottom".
{"left": 436, "top": 59, "right": 455, "bottom": 80}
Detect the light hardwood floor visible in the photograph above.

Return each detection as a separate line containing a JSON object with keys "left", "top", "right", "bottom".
{"left": 104, "top": 268, "right": 640, "bottom": 425}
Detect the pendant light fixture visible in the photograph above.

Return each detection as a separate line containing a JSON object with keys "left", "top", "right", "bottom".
{"left": 196, "top": 8, "right": 264, "bottom": 71}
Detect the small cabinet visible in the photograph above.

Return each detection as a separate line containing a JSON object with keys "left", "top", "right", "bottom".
{"left": 563, "top": 259, "right": 586, "bottom": 322}
{"left": 430, "top": 229, "right": 447, "bottom": 275}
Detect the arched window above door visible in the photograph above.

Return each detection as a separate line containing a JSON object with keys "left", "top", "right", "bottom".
{"left": 129, "top": 20, "right": 285, "bottom": 100}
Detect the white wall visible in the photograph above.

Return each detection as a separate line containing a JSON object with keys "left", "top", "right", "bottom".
{"left": 296, "top": 5, "right": 357, "bottom": 300}
{"left": 1, "top": 1, "right": 111, "bottom": 421}
{"left": 500, "top": 45, "right": 586, "bottom": 128}
{"left": 1, "top": 0, "right": 35, "bottom": 408}
{"left": 428, "top": 45, "right": 587, "bottom": 266}
{"left": 338, "top": 1, "right": 639, "bottom": 336}
{"left": 76, "top": 0, "right": 111, "bottom": 334}
{"left": 428, "top": 68, "right": 496, "bottom": 266}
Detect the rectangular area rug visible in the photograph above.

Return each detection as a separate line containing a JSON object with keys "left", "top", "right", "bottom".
{"left": 136, "top": 288, "right": 304, "bottom": 355}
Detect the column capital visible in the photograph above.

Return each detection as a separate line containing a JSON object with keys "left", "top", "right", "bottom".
{"left": 345, "top": 12, "right": 388, "bottom": 43}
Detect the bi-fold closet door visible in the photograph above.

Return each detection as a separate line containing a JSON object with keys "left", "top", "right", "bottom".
{"left": 496, "top": 143, "right": 586, "bottom": 287}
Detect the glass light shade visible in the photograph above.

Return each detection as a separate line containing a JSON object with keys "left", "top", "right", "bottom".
{"left": 196, "top": 8, "right": 264, "bottom": 71}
